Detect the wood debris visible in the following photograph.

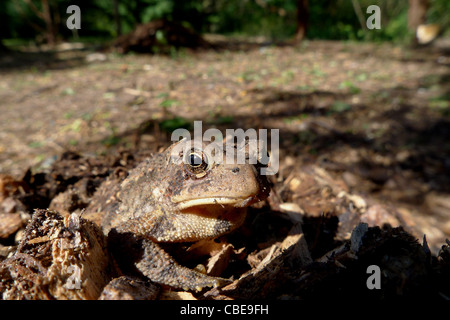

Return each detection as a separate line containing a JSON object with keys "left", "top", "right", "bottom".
{"left": 0, "top": 152, "right": 449, "bottom": 300}
{"left": 0, "top": 210, "right": 115, "bottom": 299}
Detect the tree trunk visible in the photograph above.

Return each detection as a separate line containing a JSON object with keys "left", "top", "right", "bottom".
{"left": 113, "top": 0, "right": 122, "bottom": 36}
{"left": 294, "top": 0, "right": 308, "bottom": 43}
{"left": 41, "top": 0, "right": 56, "bottom": 45}
{"left": 408, "top": 0, "right": 429, "bottom": 31}
{"left": 23, "top": 0, "right": 58, "bottom": 46}
{"left": 408, "top": 0, "right": 430, "bottom": 45}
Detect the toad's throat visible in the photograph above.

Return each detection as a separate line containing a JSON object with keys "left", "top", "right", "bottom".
{"left": 177, "top": 205, "right": 248, "bottom": 236}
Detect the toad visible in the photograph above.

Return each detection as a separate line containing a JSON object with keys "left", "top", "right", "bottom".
{"left": 89, "top": 139, "right": 270, "bottom": 291}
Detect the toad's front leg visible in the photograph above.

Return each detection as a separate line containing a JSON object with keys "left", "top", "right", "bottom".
{"left": 137, "top": 239, "right": 230, "bottom": 291}
{"left": 108, "top": 231, "right": 230, "bottom": 291}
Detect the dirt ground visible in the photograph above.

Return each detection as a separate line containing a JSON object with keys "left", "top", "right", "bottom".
{"left": 1, "top": 37, "right": 449, "bottom": 239}
{"left": 0, "top": 37, "right": 450, "bottom": 299}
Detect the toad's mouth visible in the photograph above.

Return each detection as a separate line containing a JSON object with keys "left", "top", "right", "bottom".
{"left": 175, "top": 196, "right": 258, "bottom": 211}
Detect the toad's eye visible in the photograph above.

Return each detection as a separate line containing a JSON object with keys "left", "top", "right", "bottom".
{"left": 184, "top": 150, "right": 210, "bottom": 177}
{"left": 188, "top": 153, "right": 202, "bottom": 167}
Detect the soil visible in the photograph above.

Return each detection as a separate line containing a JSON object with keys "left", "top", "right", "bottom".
{"left": 0, "top": 36, "right": 449, "bottom": 299}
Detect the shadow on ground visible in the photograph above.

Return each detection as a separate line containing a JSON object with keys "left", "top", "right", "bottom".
{"left": 99, "top": 69, "right": 450, "bottom": 210}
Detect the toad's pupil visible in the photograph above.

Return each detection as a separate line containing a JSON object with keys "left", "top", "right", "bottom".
{"left": 189, "top": 154, "right": 202, "bottom": 166}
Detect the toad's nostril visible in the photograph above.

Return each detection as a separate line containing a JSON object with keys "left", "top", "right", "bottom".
{"left": 231, "top": 167, "right": 240, "bottom": 173}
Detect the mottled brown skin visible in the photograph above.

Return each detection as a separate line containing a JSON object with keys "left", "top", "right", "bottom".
{"left": 99, "top": 139, "right": 270, "bottom": 291}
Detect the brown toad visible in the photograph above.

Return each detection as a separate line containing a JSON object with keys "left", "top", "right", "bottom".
{"left": 88, "top": 139, "right": 270, "bottom": 291}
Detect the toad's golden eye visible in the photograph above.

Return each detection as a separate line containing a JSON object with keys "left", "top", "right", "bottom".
{"left": 184, "top": 150, "right": 210, "bottom": 177}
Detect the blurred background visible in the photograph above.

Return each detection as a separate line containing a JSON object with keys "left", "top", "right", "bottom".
{"left": 1, "top": 0, "right": 449, "bottom": 44}
{"left": 0, "top": 0, "right": 449, "bottom": 252}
